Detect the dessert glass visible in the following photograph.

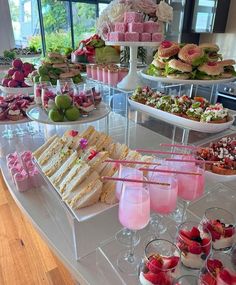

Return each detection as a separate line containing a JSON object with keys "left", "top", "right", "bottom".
{"left": 176, "top": 221, "right": 212, "bottom": 270}
{"left": 139, "top": 239, "right": 180, "bottom": 285}
{"left": 173, "top": 275, "right": 207, "bottom": 285}
{"left": 34, "top": 82, "right": 52, "bottom": 105}
{"left": 201, "top": 207, "right": 235, "bottom": 252}
{"left": 108, "top": 69, "right": 119, "bottom": 86}
{"left": 56, "top": 79, "right": 76, "bottom": 97}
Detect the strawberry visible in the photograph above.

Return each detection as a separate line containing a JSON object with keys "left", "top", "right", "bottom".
{"left": 219, "top": 269, "right": 233, "bottom": 285}
{"left": 224, "top": 226, "right": 235, "bottom": 238}
{"left": 188, "top": 241, "right": 202, "bottom": 254}
{"left": 179, "top": 229, "right": 192, "bottom": 240}
{"left": 191, "top": 226, "right": 201, "bottom": 239}
{"left": 202, "top": 273, "right": 217, "bottom": 285}
{"left": 69, "top": 130, "right": 78, "bottom": 137}
{"left": 143, "top": 272, "right": 159, "bottom": 284}
{"left": 207, "top": 259, "right": 223, "bottom": 273}
{"left": 211, "top": 230, "right": 221, "bottom": 241}
{"left": 162, "top": 256, "right": 179, "bottom": 270}
{"left": 147, "top": 258, "right": 162, "bottom": 274}
{"left": 201, "top": 237, "right": 211, "bottom": 255}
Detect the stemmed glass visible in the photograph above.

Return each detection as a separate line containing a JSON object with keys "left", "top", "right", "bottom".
{"left": 115, "top": 165, "right": 143, "bottom": 247}
{"left": 139, "top": 239, "right": 181, "bottom": 285}
{"left": 117, "top": 174, "right": 150, "bottom": 275}
{"left": 56, "top": 79, "right": 76, "bottom": 97}
{"left": 173, "top": 275, "right": 207, "bottom": 285}
{"left": 75, "top": 84, "right": 95, "bottom": 117}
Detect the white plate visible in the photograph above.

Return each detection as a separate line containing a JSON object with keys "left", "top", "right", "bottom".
{"left": 0, "top": 117, "right": 30, "bottom": 125}
{"left": 128, "top": 97, "right": 235, "bottom": 133}
{"left": 140, "top": 69, "right": 236, "bottom": 86}
{"left": 0, "top": 85, "right": 34, "bottom": 94}
{"left": 26, "top": 102, "right": 111, "bottom": 125}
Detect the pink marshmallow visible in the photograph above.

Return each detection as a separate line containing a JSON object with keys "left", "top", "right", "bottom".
{"left": 20, "top": 151, "right": 32, "bottom": 161}
{"left": 109, "top": 32, "right": 124, "bottom": 42}
{"left": 140, "top": 33, "right": 151, "bottom": 42}
{"left": 152, "top": 33, "right": 164, "bottom": 42}
{"left": 128, "top": 22, "right": 143, "bottom": 33}
{"left": 28, "top": 168, "right": 42, "bottom": 188}
{"left": 6, "top": 152, "right": 18, "bottom": 162}
{"left": 14, "top": 170, "right": 29, "bottom": 192}
{"left": 11, "top": 166, "right": 24, "bottom": 177}
{"left": 114, "top": 23, "right": 127, "bottom": 33}
{"left": 125, "top": 32, "right": 139, "bottom": 42}
{"left": 143, "top": 21, "right": 159, "bottom": 33}
{"left": 124, "top": 12, "right": 143, "bottom": 23}
{"left": 8, "top": 160, "right": 20, "bottom": 170}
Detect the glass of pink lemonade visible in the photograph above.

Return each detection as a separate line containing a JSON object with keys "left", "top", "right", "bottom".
{"left": 117, "top": 174, "right": 150, "bottom": 275}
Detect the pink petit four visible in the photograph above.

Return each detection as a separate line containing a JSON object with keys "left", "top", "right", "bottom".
{"left": 114, "top": 22, "right": 127, "bottom": 33}
{"left": 28, "top": 168, "right": 41, "bottom": 188}
{"left": 125, "top": 32, "right": 139, "bottom": 42}
{"left": 109, "top": 32, "right": 124, "bottom": 42}
{"left": 6, "top": 152, "right": 18, "bottom": 162}
{"left": 143, "top": 21, "right": 159, "bottom": 33}
{"left": 11, "top": 166, "right": 24, "bottom": 177}
{"left": 124, "top": 12, "right": 143, "bottom": 23}
{"left": 14, "top": 170, "right": 29, "bottom": 192}
{"left": 152, "top": 33, "right": 163, "bottom": 42}
{"left": 128, "top": 22, "right": 143, "bottom": 33}
{"left": 140, "top": 33, "right": 151, "bottom": 42}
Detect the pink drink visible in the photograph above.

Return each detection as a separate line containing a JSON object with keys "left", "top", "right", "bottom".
{"left": 119, "top": 186, "right": 150, "bottom": 230}
{"left": 149, "top": 176, "right": 178, "bottom": 214}
{"left": 177, "top": 166, "right": 205, "bottom": 201}
{"left": 86, "top": 65, "right": 92, "bottom": 78}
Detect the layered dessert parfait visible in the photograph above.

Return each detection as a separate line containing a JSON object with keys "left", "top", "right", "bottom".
{"left": 139, "top": 254, "right": 180, "bottom": 285}
{"left": 203, "top": 219, "right": 235, "bottom": 251}
{"left": 177, "top": 223, "right": 212, "bottom": 269}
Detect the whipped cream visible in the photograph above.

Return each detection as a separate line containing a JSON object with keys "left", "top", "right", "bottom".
{"left": 213, "top": 236, "right": 234, "bottom": 250}
{"left": 181, "top": 252, "right": 204, "bottom": 269}
{"left": 80, "top": 104, "right": 94, "bottom": 112}
{"left": 139, "top": 272, "right": 154, "bottom": 285}
{"left": 8, "top": 109, "right": 21, "bottom": 116}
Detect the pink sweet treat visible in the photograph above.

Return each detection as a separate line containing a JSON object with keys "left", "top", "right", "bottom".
{"left": 10, "top": 166, "right": 24, "bottom": 177}
{"left": 102, "top": 67, "right": 109, "bottom": 84}
{"left": 114, "top": 22, "right": 127, "bottom": 33}
{"left": 86, "top": 65, "right": 92, "bottom": 78}
{"left": 125, "top": 32, "right": 139, "bottom": 42}
{"left": 7, "top": 159, "right": 20, "bottom": 170}
{"left": 28, "top": 168, "right": 42, "bottom": 188}
{"left": 128, "top": 22, "right": 143, "bottom": 33}
{"left": 109, "top": 32, "right": 124, "bottom": 42}
{"left": 97, "top": 66, "right": 103, "bottom": 82}
{"left": 14, "top": 170, "right": 29, "bottom": 192}
{"left": 143, "top": 21, "right": 159, "bottom": 33}
{"left": 25, "top": 160, "right": 35, "bottom": 171}
{"left": 140, "top": 33, "right": 151, "bottom": 42}
{"left": 124, "top": 12, "right": 143, "bottom": 23}
{"left": 21, "top": 151, "right": 32, "bottom": 162}
{"left": 108, "top": 70, "right": 119, "bottom": 86}
{"left": 118, "top": 68, "right": 129, "bottom": 82}
{"left": 152, "top": 33, "right": 164, "bottom": 42}
{"left": 91, "top": 65, "right": 98, "bottom": 80}
{"left": 6, "top": 152, "right": 18, "bottom": 162}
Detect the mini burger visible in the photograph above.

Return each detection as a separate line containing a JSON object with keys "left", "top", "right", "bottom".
{"left": 199, "top": 43, "right": 222, "bottom": 62}
{"left": 45, "top": 52, "right": 66, "bottom": 64}
{"left": 157, "top": 41, "right": 180, "bottom": 62}
{"left": 217, "top": 59, "right": 236, "bottom": 78}
{"left": 147, "top": 58, "right": 166, "bottom": 76}
{"left": 165, "top": 59, "right": 192, "bottom": 79}
{"left": 196, "top": 61, "right": 223, "bottom": 79}
{"left": 178, "top": 44, "right": 206, "bottom": 66}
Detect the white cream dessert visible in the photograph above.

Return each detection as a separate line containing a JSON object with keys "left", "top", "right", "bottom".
{"left": 212, "top": 236, "right": 235, "bottom": 250}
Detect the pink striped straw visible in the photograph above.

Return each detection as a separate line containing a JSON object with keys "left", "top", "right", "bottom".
{"left": 160, "top": 143, "right": 197, "bottom": 149}
{"left": 102, "top": 176, "right": 170, "bottom": 186}
{"left": 104, "top": 159, "right": 161, "bottom": 166}
{"left": 136, "top": 149, "right": 192, "bottom": 156}
{"left": 139, "top": 168, "right": 202, "bottom": 176}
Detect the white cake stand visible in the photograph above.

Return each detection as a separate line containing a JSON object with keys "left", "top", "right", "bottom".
{"left": 105, "top": 41, "right": 161, "bottom": 90}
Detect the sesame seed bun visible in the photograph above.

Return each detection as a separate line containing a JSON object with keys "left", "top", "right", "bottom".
{"left": 198, "top": 62, "right": 223, "bottom": 76}
{"left": 178, "top": 44, "right": 204, "bottom": 65}
{"left": 168, "top": 59, "right": 192, "bottom": 72}
{"left": 157, "top": 41, "right": 180, "bottom": 59}
{"left": 199, "top": 43, "right": 220, "bottom": 52}
{"left": 217, "top": 59, "right": 236, "bottom": 67}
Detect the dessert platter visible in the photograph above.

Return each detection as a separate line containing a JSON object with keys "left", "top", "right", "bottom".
{"left": 32, "top": 126, "right": 154, "bottom": 221}
{"left": 0, "top": 93, "right": 34, "bottom": 124}
{"left": 129, "top": 86, "right": 235, "bottom": 133}
{"left": 197, "top": 135, "right": 236, "bottom": 182}
{"left": 0, "top": 58, "right": 34, "bottom": 94}
{"left": 141, "top": 41, "right": 236, "bottom": 85}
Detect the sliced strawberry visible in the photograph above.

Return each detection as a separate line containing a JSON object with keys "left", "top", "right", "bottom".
{"left": 69, "top": 130, "right": 78, "bottom": 137}
{"left": 188, "top": 241, "right": 202, "bottom": 254}
{"left": 143, "top": 272, "right": 159, "bottom": 284}
{"left": 201, "top": 237, "right": 211, "bottom": 255}
{"left": 179, "top": 229, "right": 192, "bottom": 240}
{"left": 147, "top": 258, "right": 162, "bottom": 274}
{"left": 161, "top": 256, "right": 179, "bottom": 270}
{"left": 219, "top": 269, "right": 233, "bottom": 285}
{"left": 211, "top": 230, "right": 221, "bottom": 241}
{"left": 207, "top": 259, "right": 223, "bottom": 273}
{"left": 224, "top": 226, "right": 235, "bottom": 238}
{"left": 202, "top": 272, "right": 217, "bottom": 285}
{"left": 191, "top": 227, "right": 201, "bottom": 239}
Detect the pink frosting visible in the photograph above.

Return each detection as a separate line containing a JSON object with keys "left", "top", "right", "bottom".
{"left": 21, "top": 151, "right": 32, "bottom": 161}
{"left": 6, "top": 152, "right": 18, "bottom": 162}
{"left": 10, "top": 166, "right": 24, "bottom": 177}
{"left": 14, "top": 170, "right": 29, "bottom": 192}
{"left": 25, "top": 160, "right": 35, "bottom": 170}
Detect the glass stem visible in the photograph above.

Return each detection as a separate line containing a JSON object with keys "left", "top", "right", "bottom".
{"left": 181, "top": 201, "right": 190, "bottom": 223}
{"left": 127, "top": 230, "right": 136, "bottom": 263}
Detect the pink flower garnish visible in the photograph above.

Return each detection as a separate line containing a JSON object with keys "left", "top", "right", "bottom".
{"left": 161, "top": 40, "right": 172, "bottom": 48}
{"left": 88, "top": 150, "right": 98, "bottom": 160}
{"left": 79, "top": 138, "right": 88, "bottom": 149}
{"left": 69, "top": 130, "right": 78, "bottom": 137}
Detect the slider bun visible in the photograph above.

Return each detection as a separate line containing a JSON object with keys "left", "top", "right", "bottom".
{"left": 48, "top": 52, "right": 64, "bottom": 59}
{"left": 166, "top": 73, "right": 191, "bottom": 80}
{"left": 198, "top": 62, "right": 223, "bottom": 76}
{"left": 199, "top": 43, "right": 219, "bottom": 52}
{"left": 59, "top": 72, "right": 75, "bottom": 79}
{"left": 168, "top": 59, "right": 192, "bottom": 72}
{"left": 220, "top": 72, "right": 234, "bottom": 78}
{"left": 178, "top": 44, "right": 204, "bottom": 65}
{"left": 52, "top": 63, "right": 68, "bottom": 68}
{"left": 218, "top": 59, "right": 236, "bottom": 67}
{"left": 157, "top": 41, "right": 180, "bottom": 59}
{"left": 151, "top": 58, "right": 166, "bottom": 69}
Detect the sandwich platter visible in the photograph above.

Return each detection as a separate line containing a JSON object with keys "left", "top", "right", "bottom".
{"left": 140, "top": 69, "right": 236, "bottom": 85}
{"left": 128, "top": 97, "right": 236, "bottom": 133}
{"left": 26, "top": 102, "right": 111, "bottom": 125}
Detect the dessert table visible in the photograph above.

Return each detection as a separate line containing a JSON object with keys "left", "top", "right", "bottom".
{"left": 0, "top": 111, "right": 236, "bottom": 284}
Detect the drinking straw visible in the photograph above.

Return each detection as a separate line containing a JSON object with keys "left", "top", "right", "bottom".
{"left": 102, "top": 176, "right": 170, "bottom": 186}
{"left": 139, "top": 168, "right": 202, "bottom": 176}
{"left": 103, "top": 159, "right": 160, "bottom": 166}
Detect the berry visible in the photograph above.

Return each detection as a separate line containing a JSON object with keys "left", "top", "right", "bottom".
{"left": 201, "top": 237, "right": 211, "bottom": 255}
{"left": 147, "top": 258, "right": 162, "bottom": 274}
{"left": 219, "top": 269, "right": 233, "bottom": 284}
{"left": 188, "top": 242, "right": 202, "bottom": 254}
{"left": 8, "top": 80, "right": 18, "bottom": 87}
{"left": 69, "top": 130, "right": 78, "bottom": 137}
{"left": 12, "top": 58, "right": 23, "bottom": 69}
{"left": 1, "top": 78, "right": 11, "bottom": 87}
{"left": 202, "top": 273, "right": 217, "bottom": 285}
{"left": 143, "top": 272, "right": 159, "bottom": 284}
{"left": 207, "top": 259, "right": 223, "bottom": 273}
{"left": 162, "top": 256, "right": 179, "bottom": 269}
{"left": 191, "top": 227, "right": 201, "bottom": 239}
{"left": 224, "top": 227, "right": 235, "bottom": 238}
{"left": 211, "top": 230, "right": 221, "bottom": 241}
{"left": 12, "top": 71, "right": 24, "bottom": 82}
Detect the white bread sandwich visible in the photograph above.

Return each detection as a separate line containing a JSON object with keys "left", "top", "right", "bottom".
{"left": 87, "top": 151, "right": 109, "bottom": 170}
{"left": 33, "top": 135, "right": 58, "bottom": 159}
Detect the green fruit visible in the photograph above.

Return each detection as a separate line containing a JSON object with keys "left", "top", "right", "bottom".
{"left": 65, "top": 106, "right": 80, "bottom": 121}
{"left": 55, "top": 94, "right": 72, "bottom": 109}
{"left": 48, "top": 108, "right": 64, "bottom": 122}
{"left": 33, "top": 75, "right": 40, "bottom": 83}
{"left": 39, "top": 75, "right": 50, "bottom": 82}
{"left": 38, "top": 65, "right": 48, "bottom": 76}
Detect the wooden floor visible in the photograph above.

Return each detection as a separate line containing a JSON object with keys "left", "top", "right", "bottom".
{"left": 0, "top": 171, "right": 76, "bottom": 285}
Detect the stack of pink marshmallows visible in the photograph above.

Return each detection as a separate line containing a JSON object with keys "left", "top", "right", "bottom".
{"left": 109, "top": 12, "right": 163, "bottom": 42}
{"left": 7, "top": 151, "right": 42, "bottom": 192}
